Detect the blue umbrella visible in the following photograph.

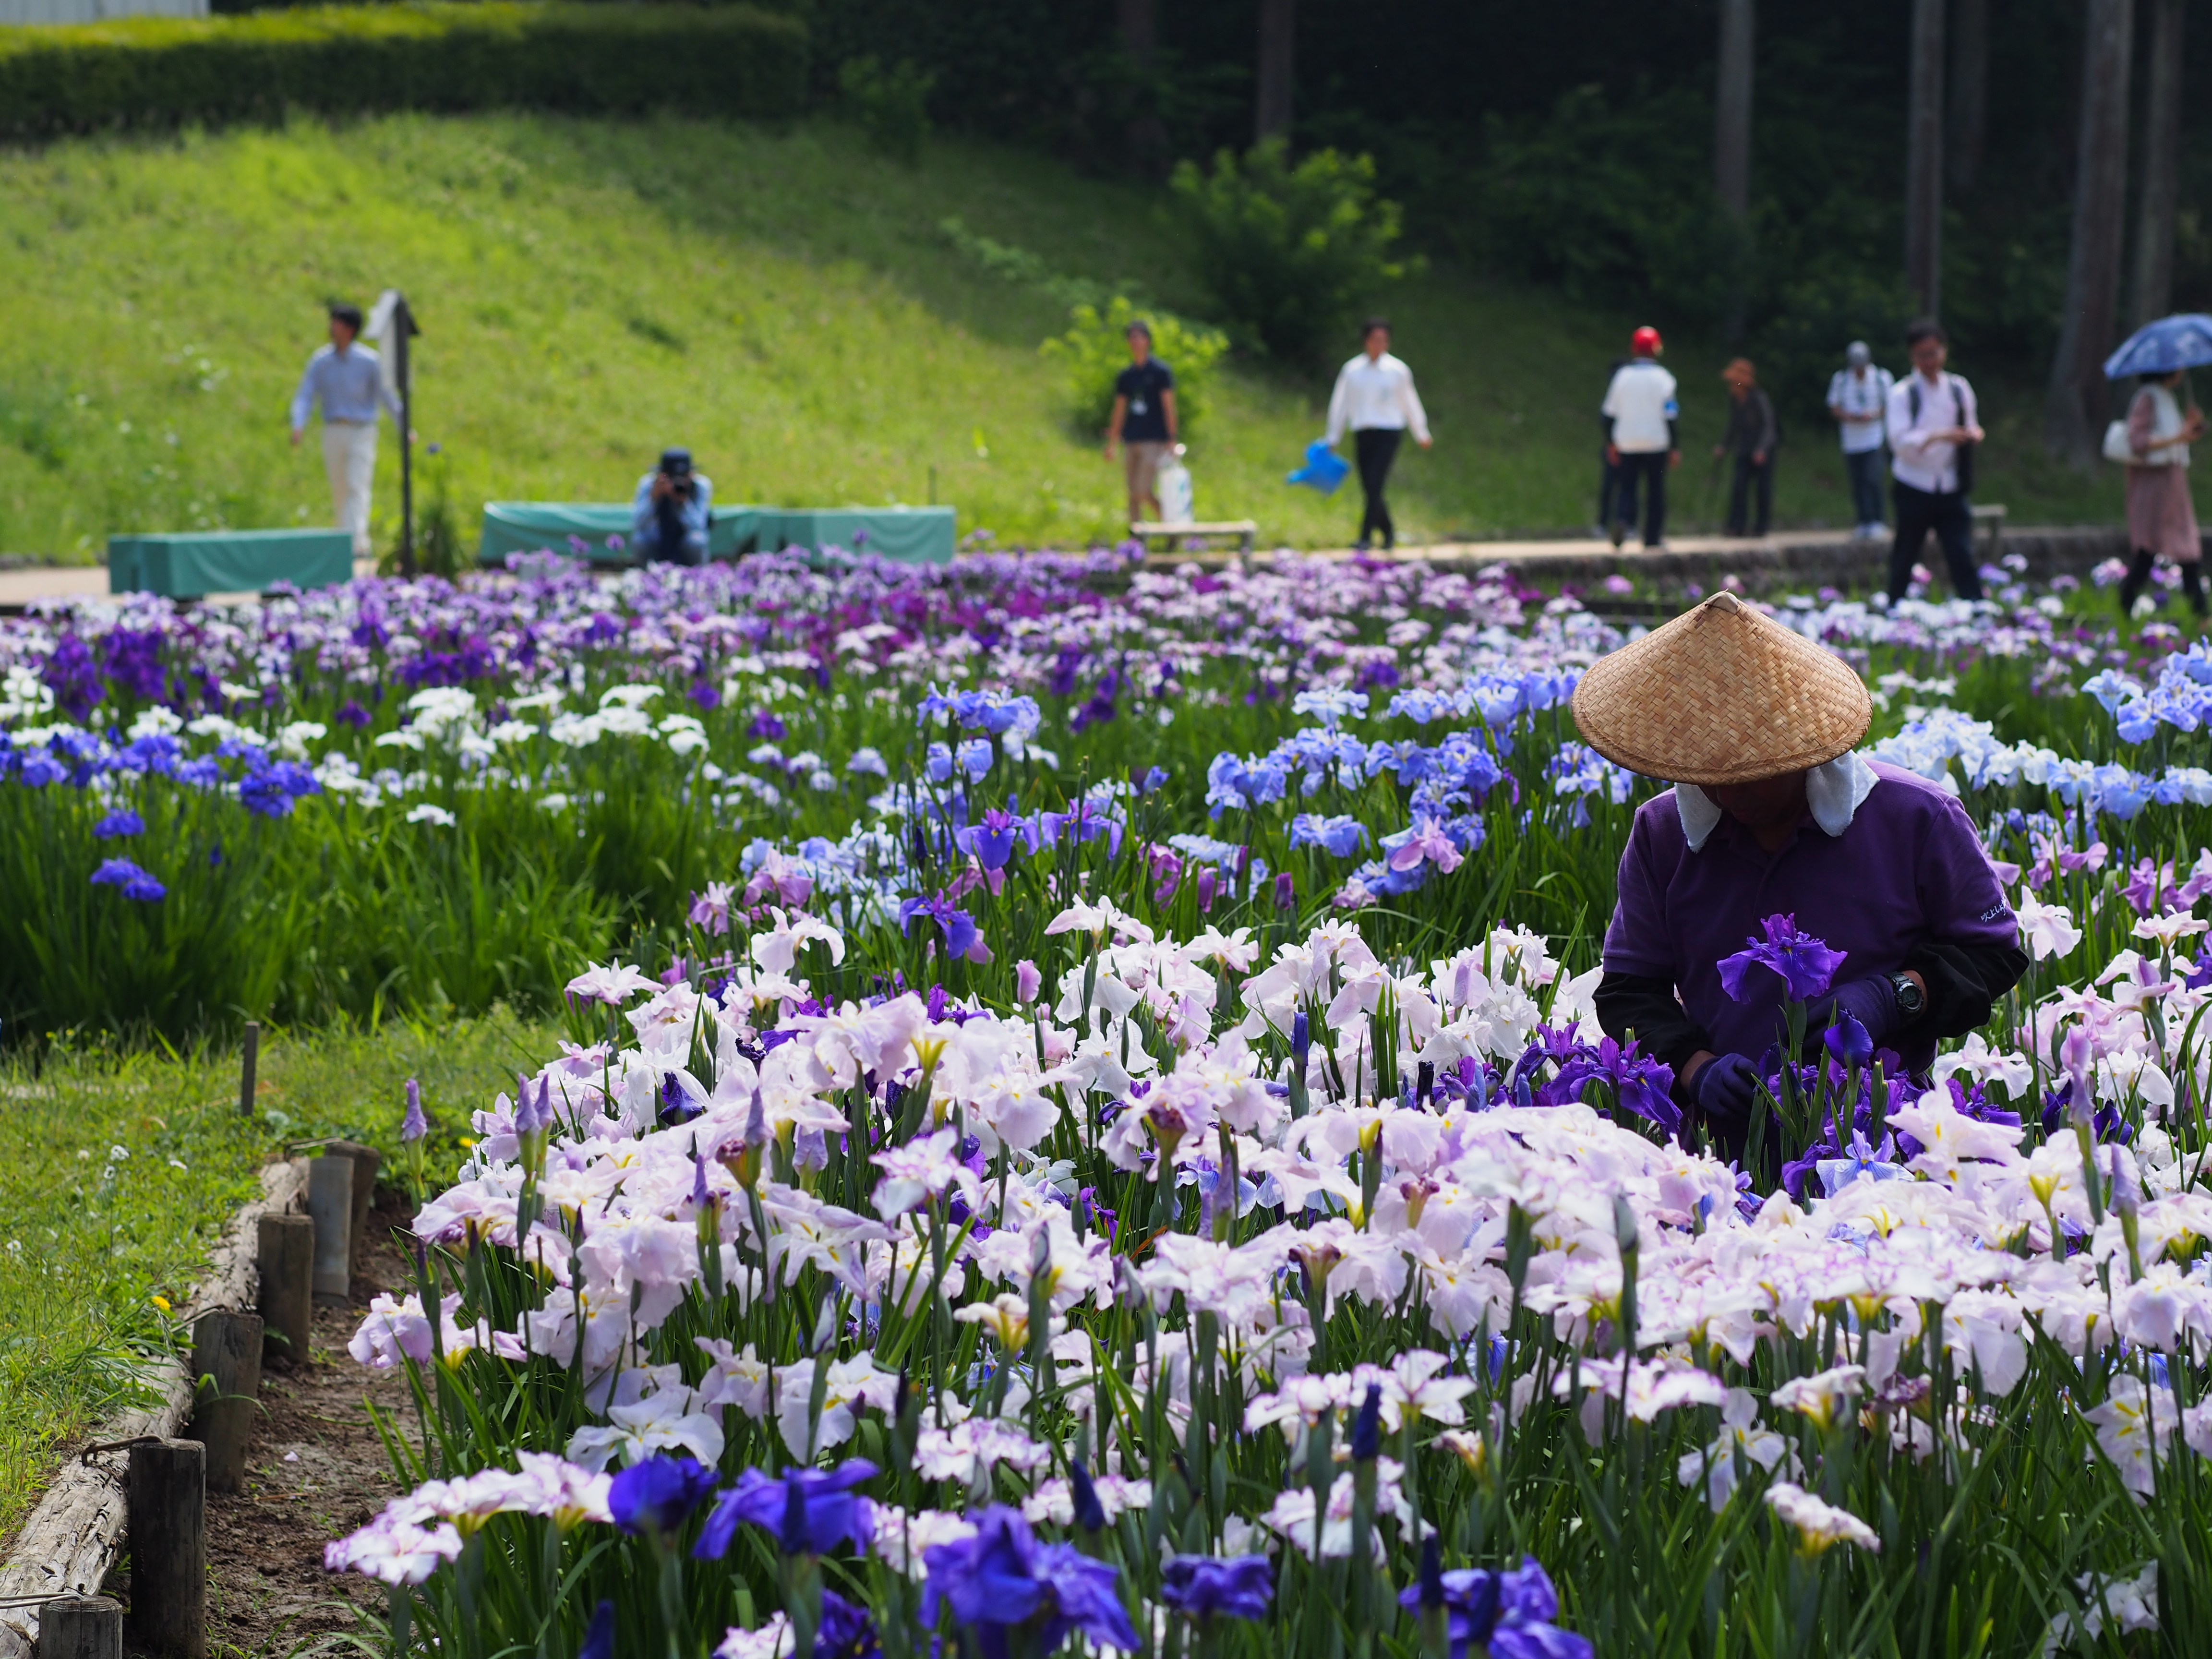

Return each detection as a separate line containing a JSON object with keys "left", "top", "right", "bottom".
{"left": 2103, "top": 313, "right": 2212, "bottom": 379}
{"left": 1286, "top": 438, "right": 1349, "bottom": 494}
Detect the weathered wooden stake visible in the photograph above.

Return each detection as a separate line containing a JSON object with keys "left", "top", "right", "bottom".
{"left": 328, "top": 1139, "right": 382, "bottom": 1269}
{"left": 38, "top": 1594, "right": 122, "bottom": 1659}
{"left": 185, "top": 1310, "right": 263, "bottom": 1494}
{"left": 237, "top": 1021, "right": 260, "bottom": 1117}
{"left": 256, "top": 1213, "right": 314, "bottom": 1369}
{"left": 306, "top": 1154, "right": 354, "bottom": 1305}
{"left": 125, "top": 1439, "right": 204, "bottom": 1659}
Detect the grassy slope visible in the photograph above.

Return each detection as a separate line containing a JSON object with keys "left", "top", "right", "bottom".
{"left": 0, "top": 110, "right": 2143, "bottom": 556}
{"left": 0, "top": 1010, "right": 553, "bottom": 1549}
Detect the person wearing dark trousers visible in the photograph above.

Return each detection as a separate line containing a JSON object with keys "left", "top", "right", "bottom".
{"left": 1883, "top": 319, "right": 1985, "bottom": 603}
{"left": 1715, "top": 357, "right": 1777, "bottom": 537}
{"left": 1601, "top": 326, "right": 1681, "bottom": 549}
{"left": 1593, "top": 356, "right": 1627, "bottom": 535}
{"left": 1827, "top": 341, "right": 1894, "bottom": 538}
{"left": 1325, "top": 318, "right": 1431, "bottom": 551}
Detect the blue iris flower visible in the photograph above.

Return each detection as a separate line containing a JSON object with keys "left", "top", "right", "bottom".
{"left": 94, "top": 808, "right": 145, "bottom": 839}
{"left": 921, "top": 1506, "right": 1139, "bottom": 1659}
{"left": 693, "top": 1461, "right": 877, "bottom": 1559}
{"left": 1161, "top": 1554, "right": 1274, "bottom": 1621}
{"left": 608, "top": 1455, "right": 720, "bottom": 1536}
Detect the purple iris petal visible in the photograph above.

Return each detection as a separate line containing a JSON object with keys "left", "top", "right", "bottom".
{"left": 1716, "top": 913, "right": 1848, "bottom": 1003}
{"left": 693, "top": 1460, "right": 877, "bottom": 1559}
{"left": 608, "top": 1455, "right": 719, "bottom": 1535}
{"left": 1161, "top": 1554, "right": 1274, "bottom": 1621}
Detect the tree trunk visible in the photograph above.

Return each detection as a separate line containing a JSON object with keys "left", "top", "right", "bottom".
{"left": 1714, "top": 0, "right": 1754, "bottom": 217}
{"left": 1904, "top": 0, "right": 1947, "bottom": 318}
{"left": 1255, "top": 0, "right": 1295, "bottom": 144}
{"left": 2131, "top": 0, "right": 2184, "bottom": 326}
{"left": 1947, "top": 0, "right": 1989, "bottom": 193}
{"left": 1118, "top": 0, "right": 1168, "bottom": 173}
{"left": 2045, "top": 0, "right": 2136, "bottom": 466}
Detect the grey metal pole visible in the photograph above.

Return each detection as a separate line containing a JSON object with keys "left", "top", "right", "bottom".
{"left": 397, "top": 297, "right": 415, "bottom": 577}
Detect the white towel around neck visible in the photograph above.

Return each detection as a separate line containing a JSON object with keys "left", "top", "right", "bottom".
{"left": 1675, "top": 752, "right": 1879, "bottom": 852}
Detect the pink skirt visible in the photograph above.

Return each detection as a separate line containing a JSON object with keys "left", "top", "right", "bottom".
{"left": 2126, "top": 464, "right": 2201, "bottom": 563}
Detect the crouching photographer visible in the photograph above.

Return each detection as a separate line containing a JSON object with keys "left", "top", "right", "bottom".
{"left": 631, "top": 447, "right": 712, "bottom": 566}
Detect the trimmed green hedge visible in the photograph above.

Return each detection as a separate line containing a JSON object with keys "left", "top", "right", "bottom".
{"left": 0, "top": 2, "right": 809, "bottom": 141}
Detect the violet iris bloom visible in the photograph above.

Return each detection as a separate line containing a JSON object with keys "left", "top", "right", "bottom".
{"left": 1394, "top": 1557, "right": 1590, "bottom": 1659}
{"left": 94, "top": 809, "right": 145, "bottom": 839}
{"left": 90, "top": 857, "right": 165, "bottom": 902}
{"left": 920, "top": 1506, "right": 1139, "bottom": 1659}
{"left": 1161, "top": 1554, "right": 1274, "bottom": 1621}
{"left": 579, "top": 1600, "right": 616, "bottom": 1659}
{"left": 1716, "top": 914, "right": 1847, "bottom": 1003}
{"left": 1553, "top": 1036, "right": 1679, "bottom": 1134}
{"left": 957, "top": 809, "right": 1019, "bottom": 872}
{"left": 693, "top": 1460, "right": 877, "bottom": 1560}
{"left": 1822, "top": 1009, "right": 1873, "bottom": 1068}
{"left": 814, "top": 1589, "right": 883, "bottom": 1659}
{"left": 898, "top": 895, "right": 988, "bottom": 964}
{"left": 1388, "top": 814, "right": 1464, "bottom": 876}
{"left": 400, "top": 1078, "right": 428, "bottom": 1143}
{"left": 1290, "top": 813, "right": 1371, "bottom": 858}
{"left": 608, "top": 1455, "right": 720, "bottom": 1535}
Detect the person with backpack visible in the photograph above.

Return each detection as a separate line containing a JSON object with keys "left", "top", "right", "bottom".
{"left": 2116, "top": 367, "right": 2208, "bottom": 616}
{"left": 1827, "top": 341, "right": 1894, "bottom": 539}
{"left": 1884, "top": 318, "right": 1985, "bottom": 603}
{"left": 1714, "top": 358, "right": 1778, "bottom": 537}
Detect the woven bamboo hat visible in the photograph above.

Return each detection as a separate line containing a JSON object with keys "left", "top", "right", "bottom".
{"left": 1570, "top": 591, "right": 1871, "bottom": 785}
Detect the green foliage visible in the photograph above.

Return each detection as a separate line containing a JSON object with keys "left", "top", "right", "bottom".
{"left": 836, "top": 54, "right": 935, "bottom": 165}
{"left": 1040, "top": 295, "right": 1227, "bottom": 439}
{"left": 0, "top": 2, "right": 808, "bottom": 143}
{"left": 1170, "top": 139, "right": 1410, "bottom": 362}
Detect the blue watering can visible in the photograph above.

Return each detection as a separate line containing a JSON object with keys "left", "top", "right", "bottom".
{"left": 1286, "top": 439, "right": 1349, "bottom": 494}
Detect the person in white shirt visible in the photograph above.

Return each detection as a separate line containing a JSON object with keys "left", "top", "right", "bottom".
{"left": 289, "top": 302, "right": 405, "bottom": 560}
{"left": 1325, "top": 318, "right": 1431, "bottom": 551}
{"left": 1600, "top": 325, "right": 1681, "bottom": 548}
{"left": 1884, "top": 318, "right": 1986, "bottom": 602}
{"left": 1826, "top": 341, "right": 1895, "bottom": 539}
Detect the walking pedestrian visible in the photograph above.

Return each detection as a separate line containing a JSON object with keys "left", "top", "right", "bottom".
{"left": 1884, "top": 319, "right": 1985, "bottom": 603}
{"left": 1601, "top": 326, "right": 1681, "bottom": 549}
{"left": 1104, "top": 320, "right": 1179, "bottom": 523}
{"left": 289, "top": 302, "right": 405, "bottom": 560}
{"left": 1325, "top": 318, "right": 1431, "bottom": 551}
{"left": 1827, "top": 341, "right": 1894, "bottom": 538}
{"left": 1593, "top": 354, "right": 1628, "bottom": 537}
{"left": 2116, "top": 368, "right": 2208, "bottom": 616}
{"left": 1714, "top": 358, "right": 1778, "bottom": 537}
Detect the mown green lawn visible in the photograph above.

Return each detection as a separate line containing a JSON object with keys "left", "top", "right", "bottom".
{"left": 0, "top": 1010, "right": 552, "bottom": 1549}
{"left": 0, "top": 110, "right": 2144, "bottom": 556}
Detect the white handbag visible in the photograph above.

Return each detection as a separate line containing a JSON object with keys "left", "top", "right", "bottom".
{"left": 2104, "top": 419, "right": 2138, "bottom": 464}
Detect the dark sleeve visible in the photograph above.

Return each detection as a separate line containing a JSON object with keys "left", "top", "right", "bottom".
{"left": 1756, "top": 392, "right": 1778, "bottom": 453}
{"left": 1595, "top": 971, "right": 1712, "bottom": 1069}
{"left": 1158, "top": 363, "right": 1176, "bottom": 389}
{"left": 1667, "top": 416, "right": 1680, "bottom": 447}
{"left": 1901, "top": 938, "right": 2030, "bottom": 1040}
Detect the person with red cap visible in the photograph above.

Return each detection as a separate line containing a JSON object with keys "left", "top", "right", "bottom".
{"left": 1601, "top": 327, "right": 1680, "bottom": 549}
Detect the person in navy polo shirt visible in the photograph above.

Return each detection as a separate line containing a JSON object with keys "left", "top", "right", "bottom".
{"left": 1574, "top": 592, "right": 2028, "bottom": 1148}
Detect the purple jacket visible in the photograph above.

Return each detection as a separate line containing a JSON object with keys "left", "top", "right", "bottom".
{"left": 1601, "top": 762, "right": 2017, "bottom": 1074}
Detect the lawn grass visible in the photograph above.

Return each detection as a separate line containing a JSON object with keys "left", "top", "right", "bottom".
{"left": 0, "top": 1008, "right": 553, "bottom": 1549}
{"left": 0, "top": 110, "right": 2147, "bottom": 557}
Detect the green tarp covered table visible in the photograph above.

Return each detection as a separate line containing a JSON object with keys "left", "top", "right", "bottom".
{"left": 477, "top": 502, "right": 764, "bottom": 565}
{"left": 478, "top": 503, "right": 956, "bottom": 566}
{"left": 108, "top": 530, "right": 354, "bottom": 598}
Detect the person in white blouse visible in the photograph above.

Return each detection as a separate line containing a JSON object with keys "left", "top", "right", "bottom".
{"left": 1826, "top": 341, "right": 1895, "bottom": 539}
{"left": 1883, "top": 318, "right": 1985, "bottom": 603}
{"left": 1325, "top": 319, "right": 1431, "bottom": 551}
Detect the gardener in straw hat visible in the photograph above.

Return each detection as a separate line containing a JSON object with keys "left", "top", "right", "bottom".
{"left": 1575, "top": 592, "right": 2028, "bottom": 1148}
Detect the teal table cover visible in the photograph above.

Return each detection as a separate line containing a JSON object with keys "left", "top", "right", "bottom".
{"left": 478, "top": 503, "right": 954, "bottom": 566}
{"left": 477, "top": 502, "right": 764, "bottom": 565}
{"left": 108, "top": 530, "right": 354, "bottom": 598}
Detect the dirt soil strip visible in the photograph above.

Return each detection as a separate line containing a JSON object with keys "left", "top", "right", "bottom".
{"left": 106, "top": 1194, "right": 419, "bottom": 1658}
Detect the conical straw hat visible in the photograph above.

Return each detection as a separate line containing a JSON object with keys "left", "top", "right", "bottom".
{"left": 1570, "top": 592, "right": 1871, "bottom": 785}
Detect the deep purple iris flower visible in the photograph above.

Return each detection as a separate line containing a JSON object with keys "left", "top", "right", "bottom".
{"left": 1161, "top": 1553, "right": 1274, "bottom": 1621}
{"left": 898, "top": 894, "right": 988, "bottom": 963}
{"left": 1395, "top": 1557, "right": 1590, "bottom": 1659}
{"left": 608, "top": 1455, "right": 720, "bottom": 1536}
{"left": 1553, "top": 1035, "right": 1679, "bottom": 1133}
{"left": 579, "top": 1600, "right": 616, "bottom": 1659}
{"left": 1822, "top": 1009, "right": 1874, "bottom": 1068}
{"left": 1716, "top": 914, "right": 1847, "bottom": 1004}
{"left": 814, "top": 1588, "right": 882, "bottom": 1659}
{"left": 956, "top": 808, "right": 1019, "bottom": 872}
{"left": 94, "top": 808, "right": 145, "bottom": 839}
{"left": 920, "top": 1506, "right": 1139, "bottom": 1659}
{"left": 90, "top": 857, "right": 165, "bottom": 902}
{"left": 693, "top": 1461, "right": 877, "bottom": 1560}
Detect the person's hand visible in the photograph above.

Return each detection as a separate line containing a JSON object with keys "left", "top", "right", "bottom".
{"left": 1711, "top": 444, "right": 1725, "bottom": 459}
{"left": 650, "top": 473, "right": 672, "bottom": 500}
{"left": 289, "top": 428, "right": 302, "bottom": 449}
{"left": 1605, "top": 444, "right": 1620, "bottom": 466}
{"left": 1751, "top": 450, "right": 1767, "bottom": 467}
{"left": 1668, "top": 449, "right": 1683, "bottom": 469}
{"left": 1104, "top": 440, "right": 1118, "bottom": 462}
{"left": 1691, "top": 1052, "right": 1761, "bottom": 1131}
{"left": 1815, "top": 974, "right": 1902, "bottom": 1050}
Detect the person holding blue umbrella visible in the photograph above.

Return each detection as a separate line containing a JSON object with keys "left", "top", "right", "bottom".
{"left": 2105, "top": 315, "right": 2212, "bottom": 616}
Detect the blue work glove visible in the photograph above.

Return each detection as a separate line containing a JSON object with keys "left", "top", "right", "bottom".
{"left": 1692, "top": 1052, "right": 1761, "bottom": 1131}
{"left": 1823, "top": 974, "right": 1901, "bottom": 1051}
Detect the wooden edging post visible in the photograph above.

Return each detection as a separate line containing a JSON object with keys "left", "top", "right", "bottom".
{"left": 255, "top": 1213, "right": 313, "bottom": 1370}
{"left": 236, "top": 1022, "right": 259, "bottom": 1118}
{"left": 305, "top": 1155, "right": 353, "bottom": 1306}
{"left": 37, "top": 1595, "right": 121, "bottom": 1659}
{"left": 125, "top": 1440, "right": 203, "bottom": 1659}
{"left": 184, "top": 1312, "right": 262, "bottom": 1495}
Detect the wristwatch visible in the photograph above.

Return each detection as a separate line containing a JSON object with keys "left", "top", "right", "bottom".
{"left": 1889, "top": 972, "right": 1926, "bottom": 1022}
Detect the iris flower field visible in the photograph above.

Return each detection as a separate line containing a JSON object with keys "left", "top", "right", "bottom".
{"left": 9, "top": 546, "right": 2212, "bottom": 1656}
